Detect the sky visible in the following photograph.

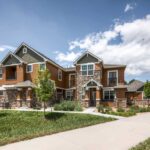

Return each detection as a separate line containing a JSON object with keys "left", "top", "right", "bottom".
{"left": 0, "top": 0, "right": 150, "bottom": 82}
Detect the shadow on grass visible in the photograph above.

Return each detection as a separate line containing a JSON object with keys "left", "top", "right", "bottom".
{"left": 45, "top": 112, "right": 65, "bottom": 120}
{"left": 0, "top": 112, "right": 9, "bottom": 118}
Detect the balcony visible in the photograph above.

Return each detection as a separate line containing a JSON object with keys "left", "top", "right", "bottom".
{"left": 108, "top": 78, "right": 117, "bottom": 87}
{"left": 6, "top": 66, "right": 17, "bottom": 80}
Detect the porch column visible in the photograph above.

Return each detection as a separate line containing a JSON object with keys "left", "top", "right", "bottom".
{"left": 96, "top": 87, "right": 100, "bottom": 106}
{"left": 16, "top": 88, "right": 22, "bottom": 107}
{"left": 26, "top": 88, "right": 32, "bottom": 107}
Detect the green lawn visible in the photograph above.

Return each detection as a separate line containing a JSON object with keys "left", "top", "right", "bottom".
{"left": 0, "top": 110, "right": 115, "bottom": 146}
{"left": 130, "top": 138, "right": 150, "bottom": 150}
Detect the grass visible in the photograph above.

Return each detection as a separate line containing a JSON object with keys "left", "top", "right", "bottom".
{"left": 108, "top": 111, "right": 136, "bottom": 117}
{"left": 130, "top": 138, "right": 150, "bottom": 150}
{"left": 0, "top": 110, "right": 115, "bottom": 146}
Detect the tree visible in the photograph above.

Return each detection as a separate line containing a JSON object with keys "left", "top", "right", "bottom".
{"left": 144, "top": 81, "right": 150, "bottom": 99}
{"left": 35, "top": 69, "right": 55, "bottom": 117}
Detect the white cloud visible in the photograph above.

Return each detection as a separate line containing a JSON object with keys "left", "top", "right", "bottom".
{"left": 56, "top": 15, "right": 150, "bottom": 76}
{"left": 0, "top": 45, "right": 16, "bottom": 52}
{"left": 124, "top": 3, "right": 136, "bottom": 12}
{"left": 56, "top": 51, "right": 82, "bottom": 62}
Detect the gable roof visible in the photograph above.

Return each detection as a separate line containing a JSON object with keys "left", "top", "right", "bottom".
{"left": 0, "top": 51, "right": 26, "bottom": 66}
{"left": 73, "top": 51, "right": 103, "bottom": 65}
{"left": 127, "top": 80, "right": 144, "bottom": 92}
{"left": 14, "top": 42, "right": 65, "bottom": 70}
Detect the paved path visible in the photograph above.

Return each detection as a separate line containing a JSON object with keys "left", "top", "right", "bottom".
{"left": 7, "top": 107, "right": 124, "bottom": 119}
{"left": 1, "top": 113, "right": 150, "bottom": 150}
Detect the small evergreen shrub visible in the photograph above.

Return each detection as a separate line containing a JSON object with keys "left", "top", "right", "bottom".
{"left": 54, "top": 101, "right": 83, "bottom": 111}
{"left": 117, "top": 107, "right": 125, "bottom": 112}
{"left": 97, "top": 105, "right": 104, "bottom": 113}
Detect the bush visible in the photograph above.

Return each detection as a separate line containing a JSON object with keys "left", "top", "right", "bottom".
{"left": 97, "top": 105, "right": 104, "bottom": 113}
{"left": 74, "top": 102, "right": 83, "bottom": 111}
{"left": 54, "top": 101, "right": 83, "bottom": 111}
{"left": 104, "top": 106, "right": 112, "bottom": 113}
{"left": 117, "top": 107, "right": 125, "bottom": 112}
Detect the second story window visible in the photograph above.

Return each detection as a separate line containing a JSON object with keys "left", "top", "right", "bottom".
{"left": 26, "top": 64, "right": 33, "bottom": 73}
{"left": 40, "top": 63, "right": 46, "bottom": 71}
{"left": 108, "top": 71, "right": 118, "bottom": 86}
{"left": 0, "top": 68, "right": 2, "bottom": 79}
{"left": 58, "top": 69, "right": 62, "bottom": 81}
{"left": 81, "top": 64, "right": 94, "bottom": 76}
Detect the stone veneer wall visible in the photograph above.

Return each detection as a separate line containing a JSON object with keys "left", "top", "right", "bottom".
{"left": 76, "top": 64, "right": 102, "bottom": 105}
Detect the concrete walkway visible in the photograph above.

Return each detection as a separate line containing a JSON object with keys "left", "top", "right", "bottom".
{"left": 1, "top": 113, "right": 150, "bottom": 150}
{"left": 7, "top": 107, "right": 124, "bottom": 119}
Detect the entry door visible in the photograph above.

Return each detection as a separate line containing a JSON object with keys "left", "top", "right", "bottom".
{"left": 91, "top": 90, "right": 96, "bottom": 106}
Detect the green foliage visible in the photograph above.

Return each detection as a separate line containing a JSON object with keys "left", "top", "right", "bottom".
{"left": 97, "top": 105, "right": 104, "bottom": 113}
{"left": 97, "top": 105, "right": 112, "bottom": 113}
{"left": 130, "top": 137, "right": 150, "bottom": 150}
{"left": 110, "top": 111, "right": 136, "bottom": 117}
{"left": 35, "top": 69, "right": 55, "bottom": 116}
{"left": 54, "top": 101, "right": 83, "bottom": 111}
{"left": 0, "top": 110, "right": 115, "bottom": 146}
{"left": 35, "top": 69, "right": 55, "bottom": 102}
{"left": 144, "top": 81, "right": 150, "bottom": 98}
{"left": 117, "top": 107, "right": 125, "bottom": 112}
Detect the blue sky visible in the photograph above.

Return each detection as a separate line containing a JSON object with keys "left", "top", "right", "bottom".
{"left": 0, "top": 0, "right": 150, "bottom": 82}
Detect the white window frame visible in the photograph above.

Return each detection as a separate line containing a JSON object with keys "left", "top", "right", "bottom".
{"left": 0, "top": 68, "right": 3, "bottom": 79}
{"left": 81, "top": 63, "right": 94, "bottom": 76}
{"left": 103, "top": 90, "right": 115, "bottom": 100}
{"left": 66, "top": 90, "right": 73, "bottom": 99}
{"left": 26, "top": 64, "right": 33, "bottom": 73}
{"left": 39, "top": 63, "right": 46, "bottom": 71}
{"left": 58, "top": 69, "right": 62, "bottom": 81}
{"left": 107, "top": 70, "right": 118, "bottom": 86}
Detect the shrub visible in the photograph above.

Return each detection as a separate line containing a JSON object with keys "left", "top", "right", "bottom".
{"left": 54, "top": 101, "right": 83, "bottom": 111}
{"left": 97, "top": 105, "right": 104, "bottom": 113}
{"left": 117, "top": 107, "right": 125, "bottom": 112}
{"left": 74, "top": 102, "right": 83, "bottom": 111}
{"left": 104, "top": 106, "right": 112, "bottom": 114}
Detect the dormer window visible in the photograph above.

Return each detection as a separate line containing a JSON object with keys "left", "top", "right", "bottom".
{"left": 81, "top": 63, "right": 94, "bottom": 76}
{"left": 23, "top": 47, "right": 27, "bottom": 54}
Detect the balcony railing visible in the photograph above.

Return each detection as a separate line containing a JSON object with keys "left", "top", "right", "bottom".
{"left": 108, "top": 78, "right": 117, "bottom": 86}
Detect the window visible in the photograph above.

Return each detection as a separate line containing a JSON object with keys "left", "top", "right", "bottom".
{"left": 23, "top": 47, "right": 27, "bottom": 54}
{"left": 103, "top": 90, "right": 115, "bottom": 101}
{"left": 0, "top": 68, "right": 2, "bottom": 79}
{"left": 26, "top": 64, "right": 33, "bottom": 73}
{"left": 0, "top": 91, "right": 3, "bottom": 96}
{"left": 40, "top": 63, "right": 46, "bottom": 71}
{"left": 108, "top": 71, "right": 117, "bottom": 86}
{"left": 58, "top": 69, "right": 62, "bottom": 81}
{"left": 81, "top": 64, "right": 94, "bottom": 76}
{"left": 66, "top": 90, "right": 73, "bottom": 100}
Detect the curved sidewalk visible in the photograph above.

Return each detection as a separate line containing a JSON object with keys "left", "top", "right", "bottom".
{"left": 0, "top": 113, "right": 150, "bottom": 150}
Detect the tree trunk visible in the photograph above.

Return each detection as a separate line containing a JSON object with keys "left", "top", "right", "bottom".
{"left": 44, "top": 101, "right": 46, "bottom": 118}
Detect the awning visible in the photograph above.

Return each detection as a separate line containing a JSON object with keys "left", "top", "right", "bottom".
{"left": 0, "top": 86, "right": 6, "bottom": 91}
{"left": 14, "top": 80, "right": 36, "bottom": 88}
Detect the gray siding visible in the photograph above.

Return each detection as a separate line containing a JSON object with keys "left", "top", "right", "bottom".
{"left": 16, "top": 47, "right": 44, "bottom": 63}
{"left": 77, "top": 54, "right": 98, "bottom": 64}
{"left": 2, "top": 55, "right": 20, "bottom": 65}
